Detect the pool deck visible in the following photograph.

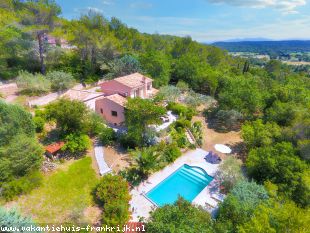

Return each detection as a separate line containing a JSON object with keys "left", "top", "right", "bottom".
{"left": 129, "top": 148, "right": 220, "bottom": 221}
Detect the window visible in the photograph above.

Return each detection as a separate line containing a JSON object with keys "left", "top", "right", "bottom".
{"left": 111, "top": 111, "right": 118, "bottom": 117}
{"left": 147, "top": 84, "right": 151, "bottom": 90}
{"left": 100, "top": 108, "right": 103, "bottom": 114}
{"left": 133, "top": 89, "right": 139, "bottom": 98}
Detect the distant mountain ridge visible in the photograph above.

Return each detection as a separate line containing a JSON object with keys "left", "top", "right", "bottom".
{"left": 215, "top": 37, "right": 272, "bottom": 43}
{"left": 212, "top": 40, "right": 310, "bottom": 54}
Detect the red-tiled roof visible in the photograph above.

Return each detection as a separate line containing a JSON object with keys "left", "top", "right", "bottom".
{"left": 125, "top": 222, "right": 145, "bottom": 233}
{"left": 114, "top": 73, "right": 153, "bottom": 88}
{"left": 105, "top": 94, "right": 128, "bottom": 107}
{"left": 45, "top": 142, "right": 65, "bottom": 154}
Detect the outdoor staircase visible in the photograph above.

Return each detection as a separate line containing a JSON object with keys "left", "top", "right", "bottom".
{"left": 185, "top": 128, "right": 196, "bottom": 145}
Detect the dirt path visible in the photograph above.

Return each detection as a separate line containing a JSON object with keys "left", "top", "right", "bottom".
{"left": 192, "top": 116, "right": 243, "bottom": 158}
{"left": 104, "top": 145, "right": 131, "bottom": 173}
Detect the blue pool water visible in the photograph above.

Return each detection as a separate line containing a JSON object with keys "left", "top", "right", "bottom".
{"left": 146, "top": 164, "right": 214, "bottom": 206}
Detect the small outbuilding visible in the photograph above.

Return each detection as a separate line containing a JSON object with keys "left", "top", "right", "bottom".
{"left": 45, "top": 141, "right": 65, "bottom": 160}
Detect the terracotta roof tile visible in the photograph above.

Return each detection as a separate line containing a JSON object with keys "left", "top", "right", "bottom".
{"left": 114, "top": 73, "right": 153, "bottom": 88}
{"left": 105, "top": 94, "right": 127, "bottom": 107}
{"left": 45, "top": 142, "right": 65, "bottom": 154}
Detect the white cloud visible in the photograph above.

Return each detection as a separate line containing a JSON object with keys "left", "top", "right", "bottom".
{"left": 167, "top": 16, "right": 310, "bottom": 42}
{"left": 87, "top": 7, "right": 103, "bottom": 13}
{"left": 127, "top": 14, "right": 310, "bottom": 42}
{"left": 207, "top": 0, "right": 307, "bottom": 14}
{"left": 102, "top": 0, "right": 113, "bottom": 5}
{"left": 74, "top": 7, "right": 103, "bottom": 14}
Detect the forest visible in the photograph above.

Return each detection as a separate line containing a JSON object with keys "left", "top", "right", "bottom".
{"left": 0, "top": 0, "right": 309, "bottom": 232}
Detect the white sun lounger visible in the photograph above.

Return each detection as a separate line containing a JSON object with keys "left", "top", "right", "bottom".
{"left": 211, "top": 193, "right": 225, "bottom": 202}
{"left": 94, "top": 142, "right": 112, "bottom": 175}
{"left": 205, "top": 197, "right": 218, "bottom": 208}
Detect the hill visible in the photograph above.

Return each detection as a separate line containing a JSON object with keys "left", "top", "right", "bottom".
{"left": 212, "top": 40, "right": 310, "bottom": 55}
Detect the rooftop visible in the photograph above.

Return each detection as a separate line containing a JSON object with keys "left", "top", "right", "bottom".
{"left": 105, "top": 94, "right": 127, "bottom": 107}
{"left": 114, "top": 72, "right": 152, "bottom": 88}
{"left": 45, "top": 142, "right": 65, "bottom": 154}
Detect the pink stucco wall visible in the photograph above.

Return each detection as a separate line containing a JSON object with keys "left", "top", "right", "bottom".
{"left": 100, "top": 80, "right": 132, "bottom": 97}
{"left": 95, "top": 98, "right": 125, "bottom": 126}
{"left": 100, "top": 79, "right": 153, "bottom": 99}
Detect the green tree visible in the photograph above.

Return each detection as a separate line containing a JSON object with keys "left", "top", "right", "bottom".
{"left": 0, "top": 101, "right": 35, "bottom": 146}
{"left": 95, "top": 174, "right": 131, "bottom": 227}
{"left": 218, "top": 76, "right": 265, "bottom": 118}
{"left": 104, "top": 54, "right": 141, "bottom": 79}
{"left": 0, "top": 207, "right": 41, "bottom": 233}
{"left": 99, "top": 127, "right": 116, "bottom": 146}
{"left": 45, "top": 98, "right": 89, "bottom": 135}
{"left": 147, "top": 198, "right": 213, "bottom": 233}
{"left": 238, "top": 200, "right": 310, "bottom": 233}
{"left": 264, "top": 101, "right": 301, "bottom": 126}
{"left": 246, "top": 142, "right": 308, "bottom": 206}
{"left": 265, "top": 60, "right": 282, "bottom": 78}
{"left": 131, "top": 147, "right": 160, "bottom": 178}
{"left": 46, "top": 70, "right": 76, "bottom": 92}
{"left": 1, "top": 134, "right": 43, "bottom": 180}
{"left": 124, "top": 98, "right": 165, "bottom": 147}
{"left": 21, "top": 0, "right": 61, "bottom": 74}
{"left": 217, "top": 181, "right": 268, "bottom": 230}
{"left": 215, "top": 156, "right": 244, "bottom": 192}
{"left": 139, "top": 51, "right": 171, "bottom": 87}
{"left": 242, "top": 119, "right": 281, "bottom": 149}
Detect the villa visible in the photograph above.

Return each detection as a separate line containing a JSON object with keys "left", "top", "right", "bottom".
{"left": 95, "top": 73, "right": 158, "bottom": 126}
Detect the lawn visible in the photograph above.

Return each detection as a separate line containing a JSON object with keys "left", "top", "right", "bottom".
{"left": 11, "top": 157, "right": 99, "bottom": 225}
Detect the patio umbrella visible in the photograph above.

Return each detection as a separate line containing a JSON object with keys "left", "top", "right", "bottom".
{"left": 214, "top": 144, "right": 232, "bottom": 154}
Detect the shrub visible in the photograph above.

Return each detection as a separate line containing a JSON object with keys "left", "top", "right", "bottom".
{"left": 157, "top": 86, "right": 181, "bottom": 102}
{"left": 95, "top": 174, "right": 131, "bottom": 227}
{"left": 170, "top": 128, "right": 189, "bottom": 148}
{"left": 0, "top": 101, "right": 35, "bottom": 146}
{"left": 0, "top": 206, "right": 40, "bottom": 231}
{"left": 99, "top": 127, "right": 116, "bottom": 146}
{"left": 147, "top": 198, "right": 213, "bottom": 233}
{"left": 174, "top": 118, "right": 191, "bottom": 129}
{"left": 46, "top": 71, "right": 76, "bottom": 92}
{"left": 184, "top": 90, "right": 214, "bottom": 108}
{"left": 215, "top": 109, "right": 243, "bottom": 131}
{"left": 0, "top": 172, "right": 42, "bottom": 201}
{"left": 217, "top": 181, "right": 269, "bottom": 229}
{"left": 85, "top": 112, "right": 106, "bottom": 136}
{"left": 216, "top": 156, "right": 244, "bottom": 192}
{"left": 119, "top": 132, "right": 140, "bottom": 149}
{"left": 162, "top": 143, "right": 181, "bottom": 163}
{"left": 191, "top": 121, "right": 203, "bottom": 146}
{"left": 62, "top": 134, "right": 91, "bottom": 155}
{"left": 16, "top": 71, "right": 51, "bottom": 96}
{"left": 167, "top": 102, "right": 196, "bottom": 120}
{"left": 33, "top": 116, "right": 45, "bottom": 133}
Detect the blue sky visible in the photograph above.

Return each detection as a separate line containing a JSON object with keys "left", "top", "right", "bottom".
{"left": 55, "top": 0, "right": 310, "bottom": 42}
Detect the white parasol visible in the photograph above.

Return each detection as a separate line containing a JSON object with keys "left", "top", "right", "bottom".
{"left": 214, "top": 144, "right": 232, "bottom": 154}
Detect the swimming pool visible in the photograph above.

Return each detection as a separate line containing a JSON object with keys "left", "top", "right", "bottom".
{"left": 146, "top": 164, "right": 214, "bottom": 206}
